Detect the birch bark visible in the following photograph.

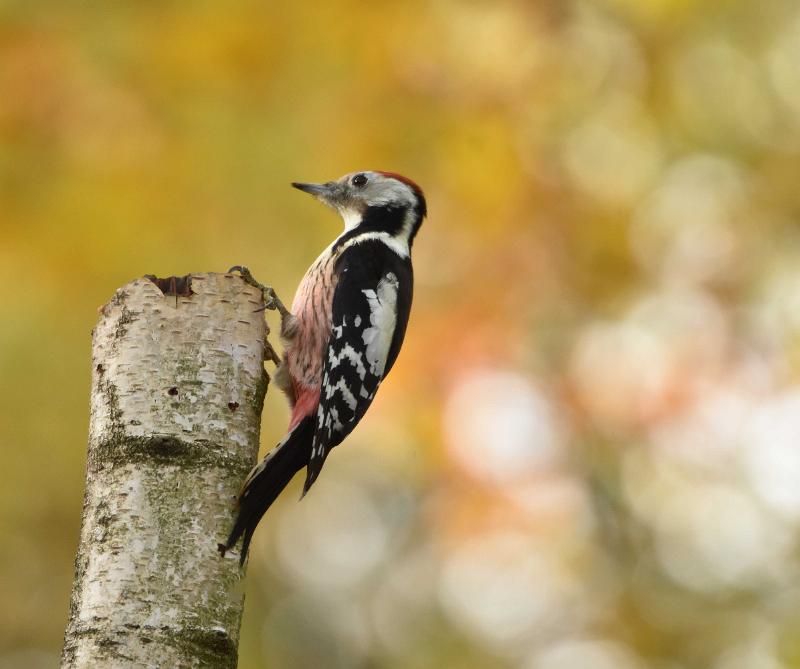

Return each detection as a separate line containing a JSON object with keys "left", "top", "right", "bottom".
{"left": 61, "top": 272, "right": 268, "bottom": 669}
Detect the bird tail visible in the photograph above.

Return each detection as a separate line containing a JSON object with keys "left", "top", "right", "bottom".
{"left": 220, "top": 416, "right": 313, "bottom": 566}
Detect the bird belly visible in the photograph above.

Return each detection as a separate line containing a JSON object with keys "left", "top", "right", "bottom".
{"left": 283, "top": 254, "right": 337, "bottom": 424}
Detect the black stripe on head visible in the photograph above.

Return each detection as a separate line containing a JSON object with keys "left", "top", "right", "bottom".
{"left": 330, "top": 171, "right": 427, "bottom": 252}
{"left": 359, "top": 204, "right": 407, "bottom": 236}
{"left": 331, "top": 204, "right": 407, "bottom": 253}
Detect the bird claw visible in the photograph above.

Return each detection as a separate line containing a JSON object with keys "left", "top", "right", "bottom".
{"left": 228, "top": 265, "right": 266, "bottom": 294}
{"left": 227, "top": 265, "right": 290, "bottom": 317}
{"left": 264, "top": 338, "right": 281, "bottom": 364}
{"left": 261, "top": 286, "right": 281, "bottom": 313}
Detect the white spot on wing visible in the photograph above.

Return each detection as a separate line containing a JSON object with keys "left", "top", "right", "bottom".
{"left": 361, "top": 273, "right": 399, "bottom": 377}
{"left": 325, "top": 376, "right": 358, "bottom": 411}
{"left": 329, "top": 406, "right": 344, "bottom": 431}
{"left": 328, "top": 343, "right": 367, "bottom": 380}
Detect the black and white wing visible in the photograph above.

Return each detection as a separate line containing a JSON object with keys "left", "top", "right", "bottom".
{"left": 303, "top": 246, "right": 412, "bottom": 494}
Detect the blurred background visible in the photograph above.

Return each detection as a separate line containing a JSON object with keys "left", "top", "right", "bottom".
{"left": 3, "top": 0, "right": 800, "bottom": 667}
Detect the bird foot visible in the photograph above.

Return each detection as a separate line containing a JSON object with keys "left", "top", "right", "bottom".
{"left": 263, "top": 338, "right": 281, "bottom": 364}
{"left": 228, "top": 266, "right": 290, "bottom": 363}
{"left": 227, "top": 265, "right": 291, "bottom": 318}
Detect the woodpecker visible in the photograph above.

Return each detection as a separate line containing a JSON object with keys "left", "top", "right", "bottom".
{"left": 221, "top": 170, "right": 426, "bottom": 564}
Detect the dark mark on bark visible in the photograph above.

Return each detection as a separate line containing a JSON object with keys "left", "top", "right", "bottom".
{"left": 90, "top": 435, "right": 251, "bottom": 478}
{"left": 109, "top": 289, "right": 129, "bottom": 308}
{"left": 145, "top": 275, "right": 194, "bottom": 308}
{"left": 98, "top": 377, "right": 124, "bottom": 438}
{"left": 227, "top": 402, "right": 239, "bottom": 412}
{"left": 62, "top": 623, "right": 238, "bottom": 669}
{"left": 145, "top": 274, "right": 194, "bottom": 297}
{"left": 251, "top": 369, "right": 269, "bottom": 414}
{"left": 111, "top": 306, "right": 136, "bottom": 351}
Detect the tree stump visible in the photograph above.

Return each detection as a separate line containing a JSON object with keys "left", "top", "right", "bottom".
{"left": 61, "top": 272, "right": 269, "bottom": 669}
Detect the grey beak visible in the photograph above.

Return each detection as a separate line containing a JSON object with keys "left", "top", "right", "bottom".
{"left": 291, "top": 181, "right": 336, "bottom": 198}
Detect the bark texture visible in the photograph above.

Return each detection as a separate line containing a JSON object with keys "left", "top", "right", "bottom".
{"left": 62, "top": 272, "right": 269, "bottom": 669}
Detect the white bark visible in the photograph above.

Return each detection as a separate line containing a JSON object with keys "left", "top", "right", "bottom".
{"left": 62, "top": 272, "right": 269, "bottom": 669}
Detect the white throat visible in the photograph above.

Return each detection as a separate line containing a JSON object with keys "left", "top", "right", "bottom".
{"left": 340, "top": 208, "right": 362, "bottom": 232}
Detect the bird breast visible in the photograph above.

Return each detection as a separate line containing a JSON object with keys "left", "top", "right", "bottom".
{"left": 286, "top": 250, "right": 338, "bottom": 389}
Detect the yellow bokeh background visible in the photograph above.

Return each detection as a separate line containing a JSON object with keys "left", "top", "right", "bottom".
{"left": 4, "top": 0, "right": 800, "bottom": 667}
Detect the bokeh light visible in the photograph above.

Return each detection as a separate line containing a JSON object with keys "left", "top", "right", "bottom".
{"left": 444, "top": 369, "right": 565, "bottom": 484}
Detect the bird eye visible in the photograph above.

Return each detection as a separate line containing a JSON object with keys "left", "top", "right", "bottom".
{"left": 351, "top": 173, "right": 368, "bottom": 187}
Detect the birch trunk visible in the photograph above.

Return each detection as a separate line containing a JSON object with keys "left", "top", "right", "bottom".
{"left": 61, "top": 272, "right": 269, "bottom": 669}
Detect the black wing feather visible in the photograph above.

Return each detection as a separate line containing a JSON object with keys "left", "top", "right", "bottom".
{"left": 302, "top": 243, "right": 412, "bottom": 493}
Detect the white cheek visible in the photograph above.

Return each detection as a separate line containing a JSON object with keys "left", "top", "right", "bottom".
{"left": 365, "top": 181, "right": 415, "bottom": 208}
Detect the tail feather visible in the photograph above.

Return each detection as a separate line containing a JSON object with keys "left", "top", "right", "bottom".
{"left": 220, "top": 416, "right": 313, "bottom": 566}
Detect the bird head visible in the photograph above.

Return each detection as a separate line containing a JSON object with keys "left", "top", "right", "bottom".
{"left": 292, "top": 171, "right": 426, "bottom": 247}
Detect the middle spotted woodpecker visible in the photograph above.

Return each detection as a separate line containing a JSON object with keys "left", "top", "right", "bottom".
{"left": 221, "top": 170, "right": 426, "bottom": 564}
